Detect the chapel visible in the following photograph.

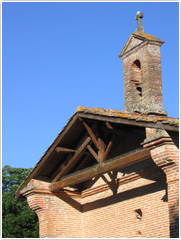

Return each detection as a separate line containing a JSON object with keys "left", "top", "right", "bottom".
{"left": 16, "top": 12, "right": 179, "bottom": 238}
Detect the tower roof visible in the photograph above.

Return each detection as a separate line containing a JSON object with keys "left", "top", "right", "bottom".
{"left": 119, "top": 31, "right": 164, "bottom": 58}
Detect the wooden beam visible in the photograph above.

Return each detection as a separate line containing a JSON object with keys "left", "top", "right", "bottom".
{"left": 78, "top": 113, "right": 179, "bottom": 132}
{"left": 98, "top": 138, "right": 106, "bottom": 163}
{"left": 49, "top": 148, "right": 151, "bottom": 191}
{"left": 16, "top": 114, "right": 79, "bottom": 199}
{"left": 52, "top": 136, "right": 91, "bottom": 181}
{"left": 52, "top": 134, "right": 91, "bottom": 181}
{"left": 87, "top": 145, "right": 99, "bottom": 162}
{"left": 52, "top": 154, "right": 73, "bottom": 183}
{"left": 106, "top": 121, "right": 113, "bottom": 129}
{"left": 79, "top": 118, "right": 100, "bottom": 151}
{"left": 102, "top": 134, "right": 116, "bottom": 162}
{"left": 55, "top": 147, "right": 76, "bottom": 153}
{"left": 97, "top": 121, "right": 106, "bottom": 163}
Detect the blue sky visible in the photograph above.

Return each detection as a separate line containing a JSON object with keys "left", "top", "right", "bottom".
{"left": 2, "top": 2, "right": 179, "bottom": 169}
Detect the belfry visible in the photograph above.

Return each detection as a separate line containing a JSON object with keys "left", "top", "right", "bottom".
{"left": 120, "top": 11, "right": 167, "bottom": 115}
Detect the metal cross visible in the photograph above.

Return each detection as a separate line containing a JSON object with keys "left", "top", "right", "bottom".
{"left": 135, "top": 11, "right": 144, "bottom": 32}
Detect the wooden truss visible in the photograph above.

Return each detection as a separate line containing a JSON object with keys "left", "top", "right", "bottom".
{"left": 17, "top": 110, "right": 177, "bottom": 199}
{"left": 49, "top": 117, "right": 149, "bottom": 191}
{"left": 49, "top": 148, "right": 150, "bottom": 191}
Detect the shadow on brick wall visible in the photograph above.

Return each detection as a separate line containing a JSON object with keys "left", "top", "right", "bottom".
{"left": 57, "top": 175, "right": 167, "bottom": 213}
{"left": 54, "top": 157, "right": 180, "bottom": 237}
{"left": 169, "top": 199, "right": 179, "bottom": 238}
{"left": 82, "top": 180, "right": 167, "bottom": 212}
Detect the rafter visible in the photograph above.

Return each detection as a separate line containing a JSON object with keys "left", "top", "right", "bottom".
{"left": 55, "top": 147, "right": 76, "bottom": 153}
{"left": 98, "top": 138, "right": 106, "bottom": 163}
{"left": 106, "top": 121, "right": 113, "bottom": 129}
{"left": 96, "top": 121, "right": 106, "bottom": 163}
{"left": 87, "top": 145, "right": 99, "bottom": 162}
{"left": 52, "top": 154, "right": 73, "bottom": 183}
{"left": 102, "top": 134, "right": 116, "bottom": 162}
{"left": 52, "top": 136, "right": 91, "bottom": 182}
{"left": 49, "top": 148, "right": 151, "bottom": 191}
{"left": 16, "top": 114, "right": 80, "bottom": 199}
{"left": 79, "top": 118, "right": 100, "bottom": 151}
{"left": 78, "top": 118, "right": 116, "bottom": 164}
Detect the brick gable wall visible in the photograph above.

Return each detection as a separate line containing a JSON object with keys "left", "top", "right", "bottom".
{"left": 24, "top": 150, "right": 177, "bottom": 238}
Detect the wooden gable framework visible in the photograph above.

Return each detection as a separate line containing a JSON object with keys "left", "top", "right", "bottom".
{"left": 16, "top": 107, "right": 179, "bottom": 199}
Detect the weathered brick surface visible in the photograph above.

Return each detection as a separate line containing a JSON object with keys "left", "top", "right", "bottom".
{"left": 143, "top": 128, "right": 179, "bottom": 238}
{"left": 122, "top": 40, "right": 165, "bottom": 114}
{"left": 81, "top": 173, "right": 169, "bottom": 238}
{"left": 26, "top": 190, "right": 83, "bottom": 238}
{"left": 24, "top": 151, "right": 178, "bottom": 238}
{"left": 126, "top": 37, "right": 142, "bottom": 53}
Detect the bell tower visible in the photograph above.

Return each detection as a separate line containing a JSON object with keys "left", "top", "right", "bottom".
{"left": 119, "top": 11, "right": 167, "bottom": 115}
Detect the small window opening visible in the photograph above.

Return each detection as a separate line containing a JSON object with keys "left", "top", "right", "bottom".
{"left": 131, "top": 60, "right": 142, "bottom": 100}
{"left": 136, "top": 85, "right": 142, "bottom": 97}
{"left": 135, "top": 209, "right": 142, "bottom": 222}
{"left": 134, "top": 59, "right": 141, "bottom": 69}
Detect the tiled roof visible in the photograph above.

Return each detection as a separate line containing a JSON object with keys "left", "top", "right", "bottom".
{"left": 76, "top": 106, "right": 179, "bottom": 127}
{"left": 119, "top": 31, "right": 164, "bottom": 58}
{"left": 132, "top": 31, "right": 164, "bottom": 42}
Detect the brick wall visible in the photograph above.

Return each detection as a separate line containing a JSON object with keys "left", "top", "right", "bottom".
{"left": 122, "top": 40, "right": 165, "bottom": 114}
{"left": 81, "top": 171, "right": 169, "bottom": 238}
{"left": 26, "top": 188, "right": 83, "bottom": 238}
{"left": 143, "top": 128, "right": 179, "bottom": 238}
{"left": 24, "top": 153, "right": 174, "bottom": 238}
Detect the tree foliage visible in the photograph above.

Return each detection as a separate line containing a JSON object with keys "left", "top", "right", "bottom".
{"left": 2, "top": 165, "right": 39, "bottom": 238}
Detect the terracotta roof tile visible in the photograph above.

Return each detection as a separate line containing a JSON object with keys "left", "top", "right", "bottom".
{"left": 132, "top": 31, "right": 164, "bottom": 43}
{"left": 76, "top": 106, "right": 179, "bottom": 127}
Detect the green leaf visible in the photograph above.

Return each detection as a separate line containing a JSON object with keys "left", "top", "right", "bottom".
{"left": 2, "top": 165, "right": 39, "bottom": 238}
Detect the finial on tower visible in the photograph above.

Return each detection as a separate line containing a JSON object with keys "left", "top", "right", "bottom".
{"left": 135, "top": 11, "right": 144, "bottom": 33}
